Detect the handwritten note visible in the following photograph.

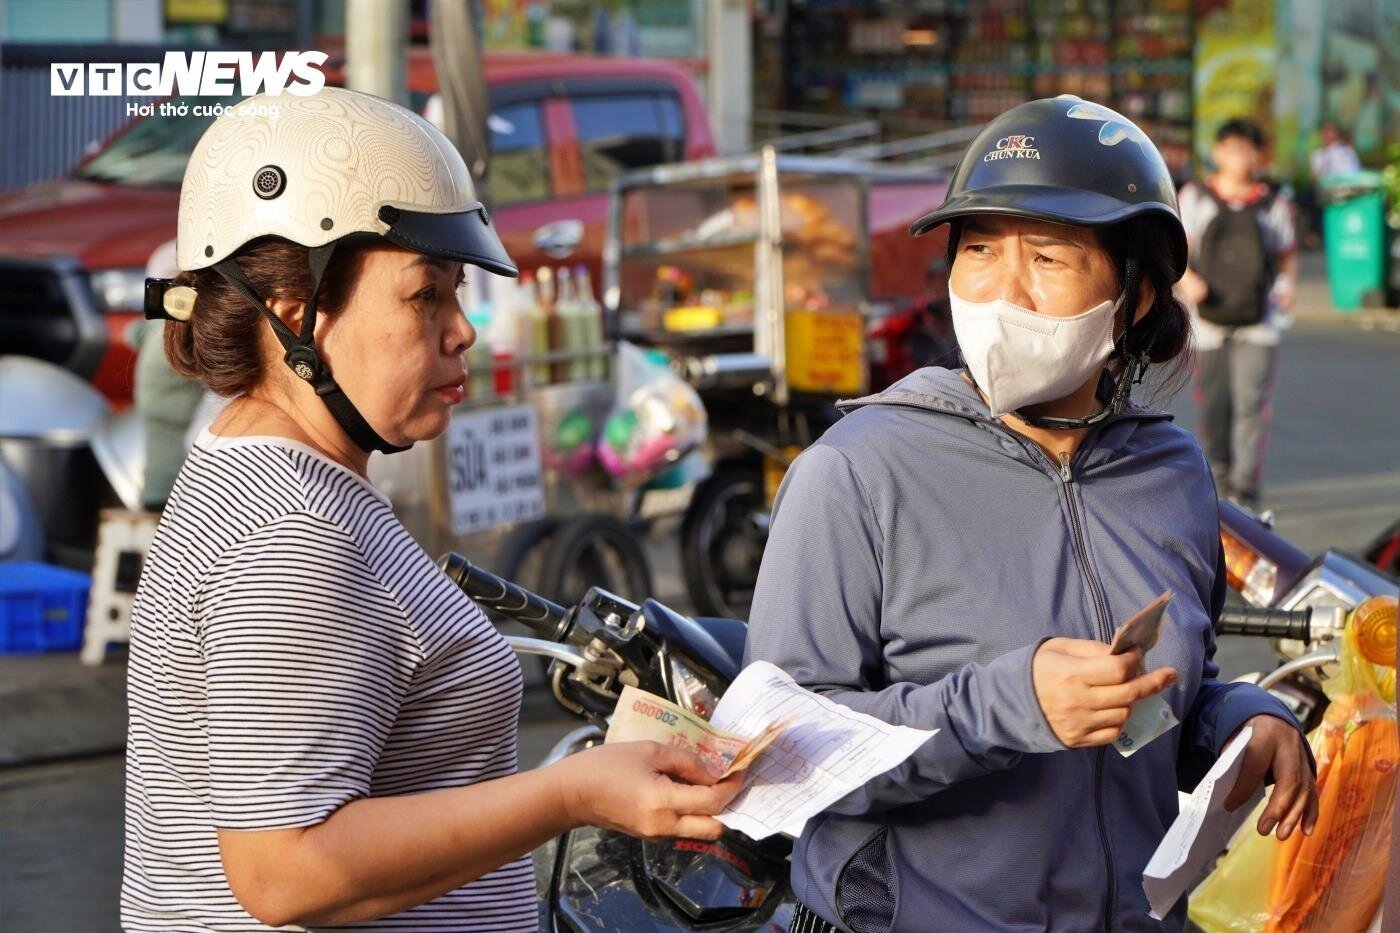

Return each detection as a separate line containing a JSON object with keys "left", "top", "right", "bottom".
{"left": 710, "top": 661, "right": 937, "bottom": 840}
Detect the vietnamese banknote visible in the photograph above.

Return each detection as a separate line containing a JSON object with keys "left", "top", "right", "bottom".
{"left": 605, "top": 684, "right": 786, "bottom": 779}
{"left": 1110, "top": 590, "right": 1179, "bottom": 757}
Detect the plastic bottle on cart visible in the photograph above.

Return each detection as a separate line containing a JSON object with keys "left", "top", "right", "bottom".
{"left": 460, "top": 275, "right": 494, "bottom": 400}
{"left": 552, "top": 266, "right": 577, "bottom": 383}
{"left": 539, "top": 267, "right": 560, "bottom": 386}
{"left": 524, "top": 269, "right": 552, "bottom": 387}
{"left": 558, "top": 266, "right": 588, "bottom": 383}
{"left": 573, "top": 265, "right": 606, "bottom": 380}
{"left": 486, "top": 273, "right": 519, "bottom": 395}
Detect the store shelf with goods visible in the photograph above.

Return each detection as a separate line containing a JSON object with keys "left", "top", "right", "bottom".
{"left": 766, "top": 0, "right": 1196, "bottom": 171}
{"left": 612, "top": 162, "right": 868, "bottom": 360}
{"left": 1109, "top": 0, "right": 1193, "bottom": 179}
{"left": 620, "top": 231, "right": 761, "bottom": 260}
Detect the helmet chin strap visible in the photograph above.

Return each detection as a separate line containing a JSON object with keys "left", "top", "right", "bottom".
{"left": 1009, "top": 257, "right": 1150, "bottom": 431}
{"left": 213, "top": 244, "right": 410, "bottom": 455}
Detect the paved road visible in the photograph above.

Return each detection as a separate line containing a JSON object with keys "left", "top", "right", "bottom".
{"left": 3, "top": 319, "right": 1396, "bottom": 930}
{"left": 1166, "top": 320, "right": 1400, "bottom": 681}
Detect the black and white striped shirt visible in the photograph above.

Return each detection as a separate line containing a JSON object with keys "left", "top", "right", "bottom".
{"left": 122, "top": 431, "right": 536, "bottom": 931}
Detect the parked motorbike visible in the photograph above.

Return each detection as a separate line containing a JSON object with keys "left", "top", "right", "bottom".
{"left": 1215, "top": 500, "right": 1398, "bottom": 730}
{"left": 677, "top": 296, "right": 958, "bottom": 622}
{"left": 438, "top": 553, "right": 796, "bottom": 932}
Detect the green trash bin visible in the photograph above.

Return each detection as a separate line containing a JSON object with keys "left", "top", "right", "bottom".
{"left": 1321, "top": 170, "right": 1387, "bottom": 311}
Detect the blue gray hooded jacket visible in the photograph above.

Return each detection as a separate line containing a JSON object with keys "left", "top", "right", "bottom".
{"left": 744, "top": 366, "right": 1301, "bottom": 932}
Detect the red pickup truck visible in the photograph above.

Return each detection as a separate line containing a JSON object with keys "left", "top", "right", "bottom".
{"left": 0, "top": 48, "right": 948, "bottom": 408}
{"left": 0, "top": 49, "right": 716, "bottom": 406}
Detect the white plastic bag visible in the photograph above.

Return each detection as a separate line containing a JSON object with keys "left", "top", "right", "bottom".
{"left": 597, "top": 343, "right": 706, "bottom": 484}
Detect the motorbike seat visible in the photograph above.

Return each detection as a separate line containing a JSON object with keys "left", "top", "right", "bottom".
{"left": 692, "top": 616, "right": 748, "bottom": 670}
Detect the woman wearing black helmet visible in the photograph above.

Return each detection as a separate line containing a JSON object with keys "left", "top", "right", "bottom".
{"left": 745, "top": 97, "right": 1316, "bottom": 931}
{"left": 122, "top": 88, "right": 742, "bottom": 931}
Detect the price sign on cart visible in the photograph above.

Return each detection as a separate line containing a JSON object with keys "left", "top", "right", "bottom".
{"left": 445, "top": 404, "right": 546, "bottom": 536}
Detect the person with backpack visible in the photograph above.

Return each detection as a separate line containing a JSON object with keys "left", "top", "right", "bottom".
{"left": 1178, "top": 118, "right": 1298, "bottom": 508}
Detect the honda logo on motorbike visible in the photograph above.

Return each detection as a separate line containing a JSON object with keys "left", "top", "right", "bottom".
{"left": 984, "top": 135, "right": 1041, "bottom": 162}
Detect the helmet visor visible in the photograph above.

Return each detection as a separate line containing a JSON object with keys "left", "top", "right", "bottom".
{"left": 911, "top": 185, "right": 1187, "bottom": 280}
{"left": 379, "top": 204, "right": 519, "bottom": 278}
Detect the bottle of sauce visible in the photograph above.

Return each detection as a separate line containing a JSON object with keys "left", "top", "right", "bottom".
{"left": 461, "top": 275, "right": 494, "bottom": 400}
{"left": 573, "top": 264, "right": 606, "bottom": 380}
{"left": 526, "top": 268, "right": 552, "bottom": 387}
{"left": 552, "top": 266, "right": 577, "bottom": 383}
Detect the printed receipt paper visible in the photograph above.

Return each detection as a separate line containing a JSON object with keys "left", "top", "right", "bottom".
{"left": 606, "top": 661, "right": 935, "bottom": 840}
{"left": 1142, "top": 725, "right": 1264, "bottom": 920}
{"left": 712, "top": 661, "right": 936, "bottom": 840}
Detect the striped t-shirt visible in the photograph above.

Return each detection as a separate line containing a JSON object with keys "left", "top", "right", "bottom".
{"left": 122, "top": 431, "right": 536, "bottom": 931}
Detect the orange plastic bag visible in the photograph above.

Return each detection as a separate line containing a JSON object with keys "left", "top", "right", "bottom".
{"left": 1264, "top": 695, "right": 1396, "bottom": 932}
{"left": 1189, "top": 599, "right": 1397, "bottom": 933}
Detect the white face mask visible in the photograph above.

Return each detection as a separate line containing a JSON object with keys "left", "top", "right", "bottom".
{"left": 950, "top": 285, "right": 1122, "bottom": 418}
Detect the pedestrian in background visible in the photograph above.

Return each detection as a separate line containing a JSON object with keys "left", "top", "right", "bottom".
{"left": 1178, "top": 119, "right": 1298, "bottom": 509}
{"left": 1310, "top": 121, "right": 1361, "bottom": 181}
{"left": 1299, "top": 121, "right": 1361, "bottom": 248}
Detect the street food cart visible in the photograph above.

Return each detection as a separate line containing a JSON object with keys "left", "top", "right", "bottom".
{"left": 374, "top": 148, "right": 946, "bottom": 622}
{"left": 604, "top": 147, "right": 948, "bottom": 617}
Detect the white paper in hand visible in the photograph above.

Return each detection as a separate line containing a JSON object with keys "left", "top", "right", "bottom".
{"left": 709, "top": 661, "right": 936, "bottom": 840}
{"left": 1142, "top": 726, "right": 1265, "bottom": 920}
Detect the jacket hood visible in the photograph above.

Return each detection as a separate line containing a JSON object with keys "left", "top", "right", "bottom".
{"left": 838, "top": 364, "right": 1173, "bottom": 428}
{"left": 834, "top": 365, "right": 1177, "bottom": 475}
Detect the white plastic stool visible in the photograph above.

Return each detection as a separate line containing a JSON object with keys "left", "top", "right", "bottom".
{"left": 82, "top": 509, "right": 158, "bottom": 665}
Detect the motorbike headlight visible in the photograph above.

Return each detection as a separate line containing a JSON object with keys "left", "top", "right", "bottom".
{"left": 1220, "top": 527, "right": 1278, "bottom": 607}
{"left": 668, "top": 655, "right": 722, "bottom": 720}
{"left": 90, "top": 268, "right": 148, "bottom": 313}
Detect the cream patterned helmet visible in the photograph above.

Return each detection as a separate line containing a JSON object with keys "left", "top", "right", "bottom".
{"left": 152, "top": 87, "right": 515, "bottom": 454}
{"left": 176, "top": 86, "right": 516, "bottom": 276}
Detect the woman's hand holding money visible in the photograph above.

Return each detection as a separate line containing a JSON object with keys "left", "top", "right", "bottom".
{"left": 1032, "top": 638, "right": 1178, "bottom": 748}
{"left": 554, "top": 743, "right": 747, "bottom": 841}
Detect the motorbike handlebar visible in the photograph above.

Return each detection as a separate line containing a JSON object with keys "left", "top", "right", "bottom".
{"left": 1216, "top": 605, "right": 1312, "bottom": 642}
{"left": 438, "top": 552, "right": 567, "bottom": 639}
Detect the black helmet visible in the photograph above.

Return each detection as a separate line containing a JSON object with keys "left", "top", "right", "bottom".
{"left": 911, "top": 96, "right": 1187, "bottom": 280}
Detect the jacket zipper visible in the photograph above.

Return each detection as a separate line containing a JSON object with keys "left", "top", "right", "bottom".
{"left": 1050, "top": 448, "right": 1117, "bottom": 933}
{"left": 981, "top": 437, "right": 1115, "bottom": 931}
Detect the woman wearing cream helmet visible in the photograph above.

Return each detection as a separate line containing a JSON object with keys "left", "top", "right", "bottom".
{"left": 745, "top": 96, "right": 1315, "bottom": 931}
{"left": 124, "top": 88, "right": 742, "bottom": 931}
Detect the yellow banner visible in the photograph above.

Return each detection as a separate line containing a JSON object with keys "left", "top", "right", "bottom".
{"left": 786, "top": 308, "right": 866, "bottom": 396}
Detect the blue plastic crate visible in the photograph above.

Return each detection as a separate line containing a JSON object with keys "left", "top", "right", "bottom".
{"left": 0, "top": 562, "right": 91, "bottom": 653}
